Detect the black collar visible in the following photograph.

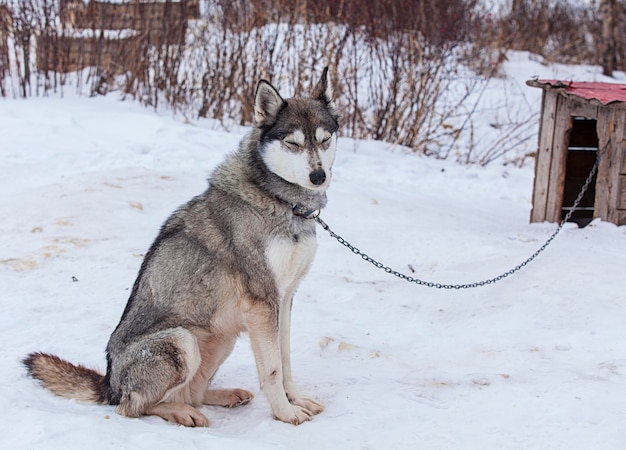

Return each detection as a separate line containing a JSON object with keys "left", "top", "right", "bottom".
{"left": 291, "top": 203, "right": 320, "bottom": 219}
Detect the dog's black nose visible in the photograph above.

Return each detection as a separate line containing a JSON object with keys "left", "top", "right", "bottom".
{"left": 309, "top": 169, "right": 326, "bottom": 186}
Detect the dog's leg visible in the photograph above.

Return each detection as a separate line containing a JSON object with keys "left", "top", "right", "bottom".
{"left": 244, "top": 300, "right": 312, "bottom": 425}
{"left": 111, "top": 327, "right": 210, "bottom": 427}
{"left": 195, "top": 335, "right": 254, "bottom": 407}
{"left": 279, "top": 295, "right": 324, "bottom": 415}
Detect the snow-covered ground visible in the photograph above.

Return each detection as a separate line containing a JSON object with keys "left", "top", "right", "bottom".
{"left": 1, "top": 53, "right": 625, "bottom": 449}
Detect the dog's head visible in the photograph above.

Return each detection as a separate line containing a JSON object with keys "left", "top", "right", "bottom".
{"left": 254, "top": 68, "right": 339, "bottom": 191}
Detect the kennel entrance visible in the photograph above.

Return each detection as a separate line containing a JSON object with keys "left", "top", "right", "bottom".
{"left": 562, "top": 117, "right": 598, "bottom": 227}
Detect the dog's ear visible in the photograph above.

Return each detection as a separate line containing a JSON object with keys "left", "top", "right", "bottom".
{"left": 254, "top": 80, "right": 285, "bottom": 126}
{"left": 311, "top": 67, "right": 334, "bottom": 107}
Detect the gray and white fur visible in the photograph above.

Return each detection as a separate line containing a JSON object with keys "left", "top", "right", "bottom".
{"left": 24, "top": 67, "right": 339, "bottom": 427}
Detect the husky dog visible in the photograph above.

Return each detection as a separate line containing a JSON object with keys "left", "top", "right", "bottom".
{"left": 24, "top": 68, "right": 338, "bottom": 427}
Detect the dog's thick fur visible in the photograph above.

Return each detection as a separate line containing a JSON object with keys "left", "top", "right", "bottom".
{"left": 24, "top": 68, "right": 339, "bottom": 427}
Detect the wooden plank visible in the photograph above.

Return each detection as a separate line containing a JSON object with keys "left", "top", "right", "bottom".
{"left": 608, "top": 109, "right": 625, "bottom": 224}
{"left": 530, "top": 91, "right": 559, "bottom": 222}
{"left": 567, "top": 96, "right": 600, "bottom": 120}
{"left": 60, "top": 0, "right": 200, "bottom": 30}
{"left": 612, "top": 111, "right": 626, "bottom": 224}
{"left": 595, "top": 107, "right": 625, "bottom": 224}
{"left": 619, "top": 175, "right": 626, "bottom": 209}
{"left": 621, "top": 110, "right": 626, "bottom": 175}
{"left": 545, "top": 96, "right": 576, "bottom": 223}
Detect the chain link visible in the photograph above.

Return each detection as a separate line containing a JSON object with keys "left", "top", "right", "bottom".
{"left": 313, "top": 140, "right": 608, "bottom": 289}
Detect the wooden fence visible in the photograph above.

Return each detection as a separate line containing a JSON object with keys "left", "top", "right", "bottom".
{"left": 37, "top": 0, "right": 200, "bottom": 74}
{"left": 0, "top": 5, "right": 10, "bottom": 92}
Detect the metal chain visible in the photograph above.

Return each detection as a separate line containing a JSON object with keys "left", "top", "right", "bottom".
{"left": 313, "top": 140, "right": 608, "bottom": 289}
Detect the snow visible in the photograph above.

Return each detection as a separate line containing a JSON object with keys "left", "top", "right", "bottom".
{"left": 1, "top": 53, "right": 626, "bottom": 449}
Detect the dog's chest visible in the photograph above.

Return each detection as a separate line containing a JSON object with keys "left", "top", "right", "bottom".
{"left": 265, "top": 234, "right": 317, "bottom": 298}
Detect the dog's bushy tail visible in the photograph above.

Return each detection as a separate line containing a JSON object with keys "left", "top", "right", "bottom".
{"left": 23, "top": 352, "right": 107, "bottom": 403}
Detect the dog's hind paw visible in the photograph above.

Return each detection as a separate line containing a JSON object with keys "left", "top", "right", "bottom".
{"left": 203, "top": 388, "right": 254, "bottom": 407}
{"left": 146, "top": 403, "right": 210, "bottom": 427}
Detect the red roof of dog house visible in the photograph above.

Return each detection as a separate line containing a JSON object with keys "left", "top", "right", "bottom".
{"left": 534, "top": 80, "right": 626, "bottom": 104}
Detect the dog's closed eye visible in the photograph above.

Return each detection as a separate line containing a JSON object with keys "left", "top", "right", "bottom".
{"left": 315, "top": 127, "right": 332, "bottom": 144}
{"left": 283, "top": 130, "right": 305, "bottom": 148}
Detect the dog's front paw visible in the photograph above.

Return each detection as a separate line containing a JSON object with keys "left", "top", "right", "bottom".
{"left": 273, "top": 404, "right": 314, "bottom": 425}
{"left": 290, "top": 396, "right": 325, "bottom": 416}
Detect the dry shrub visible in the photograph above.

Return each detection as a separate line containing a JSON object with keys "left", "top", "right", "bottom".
{"left": 2, "top": 0, "right": 513, "bottom": 163}
{"left": 182, "top": 0, "right": 491, "bottom": 158}
{"left": 498, "top": 0, "right": 602, "bottom": 65}
{"left": 497, "top": 0, "right": 626, "bottom": 74}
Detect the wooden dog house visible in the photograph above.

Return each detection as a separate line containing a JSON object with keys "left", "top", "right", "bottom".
{"left": 527, "top": 80, "right": 626, "bottom": 227}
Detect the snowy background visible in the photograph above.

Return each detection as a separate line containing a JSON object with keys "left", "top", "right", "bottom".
{"left": 1, "top": 52, "right": 625, "bottom": 449}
